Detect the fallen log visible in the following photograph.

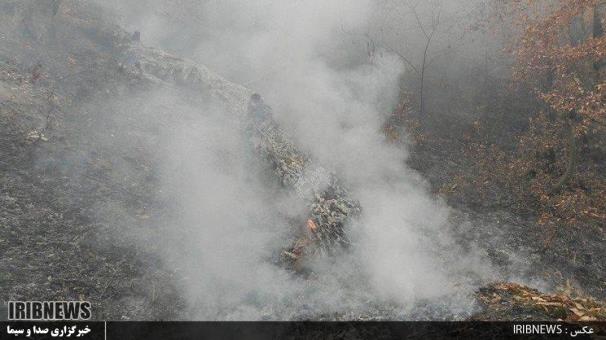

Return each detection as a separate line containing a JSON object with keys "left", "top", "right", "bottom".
{"left": 245, "top": 98, "right": 361, "bottom": 270}
{"left": 120, "top": 41, "right": 361, "bottom": 271}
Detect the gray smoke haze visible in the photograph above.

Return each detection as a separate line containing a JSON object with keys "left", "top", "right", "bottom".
{"left": 88, "top": 0, "right": 504, "bottom": 319}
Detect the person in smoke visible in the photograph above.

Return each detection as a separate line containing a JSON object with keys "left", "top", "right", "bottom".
{"left": 246, "top": 93, "right": 273, "bottom": 155}
{"left": 248, "top": 93, "right": 273, "bottom": 127}
{"left": 132, "top": 31, "right": 141, "bottom": 42}
{"left": 243, "top": 93, "right": 273, "bottom": 182}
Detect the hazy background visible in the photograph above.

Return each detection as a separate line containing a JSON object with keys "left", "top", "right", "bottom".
{"left": 86, "top": 0, "right": 509, "bottom": 319}
{"left": 3, "top": 0, "right": 602, "bottom": 321}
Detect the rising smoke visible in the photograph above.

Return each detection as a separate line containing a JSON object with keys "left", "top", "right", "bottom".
{"left": 92, "top": 0, "right": 500, "bottom": 320}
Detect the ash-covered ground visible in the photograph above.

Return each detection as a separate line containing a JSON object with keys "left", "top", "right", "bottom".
{"left": 1, "top": 1, "right": 604, "bottom": 321}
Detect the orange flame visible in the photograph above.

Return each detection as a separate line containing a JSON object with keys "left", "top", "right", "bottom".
{"left": 306, "top": 219, "right": 318, "bottom": 233}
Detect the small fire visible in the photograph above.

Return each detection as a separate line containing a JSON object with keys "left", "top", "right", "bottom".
{"left": 306, "top": 219, "right": 318, "bottom": 233}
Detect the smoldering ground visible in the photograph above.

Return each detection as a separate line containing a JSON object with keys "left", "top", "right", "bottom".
{"left": 64, "top": 0, "right": 518, "bottom": 319}
{"left": 108, "top": 80, "right": 494, "bottom": 321}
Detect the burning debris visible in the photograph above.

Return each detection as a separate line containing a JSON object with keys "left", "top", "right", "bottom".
{"left": 474, "top": 282, "right": 606, "bottom": 321}
{"left": 2, "top": 0, "right": 606, "bottom": 324}
{"left": 244, "top": 94, "right": 361, "bottom": 271}
{"left": 120, "top": 42, "right": 363, "bottom": 272}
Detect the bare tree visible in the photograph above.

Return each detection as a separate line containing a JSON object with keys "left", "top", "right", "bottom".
{"left": 378, "top": 0, "right": 444, "bottom": 116}
{"left": 410, "top": 1, "right": 441, "bottom": 115}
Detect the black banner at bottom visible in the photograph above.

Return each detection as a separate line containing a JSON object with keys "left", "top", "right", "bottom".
{"left": 1, "top": 321, "right": 604, "bottom": 339}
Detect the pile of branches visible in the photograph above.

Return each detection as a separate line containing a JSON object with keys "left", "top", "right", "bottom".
{"left": 248, "top": 114, "right": 361, "bottom": 271}
{"left": 476, "top": 282, "right": 606, "bottom": 321}
{"left": 116, "top": 26, "right": 363, "bottom": 272}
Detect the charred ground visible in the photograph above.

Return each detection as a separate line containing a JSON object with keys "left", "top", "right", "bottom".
{"left": 0, "top": 0, "right": 604, "bottom": 321}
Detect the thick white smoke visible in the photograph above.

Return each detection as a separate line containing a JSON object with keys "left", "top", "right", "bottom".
{"left": 94, "top": 0, "right": 497, "bottom": 319}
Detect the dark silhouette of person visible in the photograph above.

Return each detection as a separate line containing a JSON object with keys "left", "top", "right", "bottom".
{"left": 247, "top": 93, "right": 272, "bottom": 125}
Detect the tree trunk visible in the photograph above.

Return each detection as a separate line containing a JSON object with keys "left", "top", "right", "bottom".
{"left": 419, "top": 56, "right": 426, "bottom": 115}
{"left": 419, "top": 34, "right": 432, "bottom": 116}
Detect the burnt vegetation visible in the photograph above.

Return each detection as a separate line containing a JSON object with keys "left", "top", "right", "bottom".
{"left": 0, "top": 0, "right": 605, "bottom": 321}
{"left": 388, "top": 1, "right": 606, "bottom": 232}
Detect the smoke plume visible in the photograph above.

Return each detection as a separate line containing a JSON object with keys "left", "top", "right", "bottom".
{"left": 92, "top": 0, "right": 498, "bottom": 320}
